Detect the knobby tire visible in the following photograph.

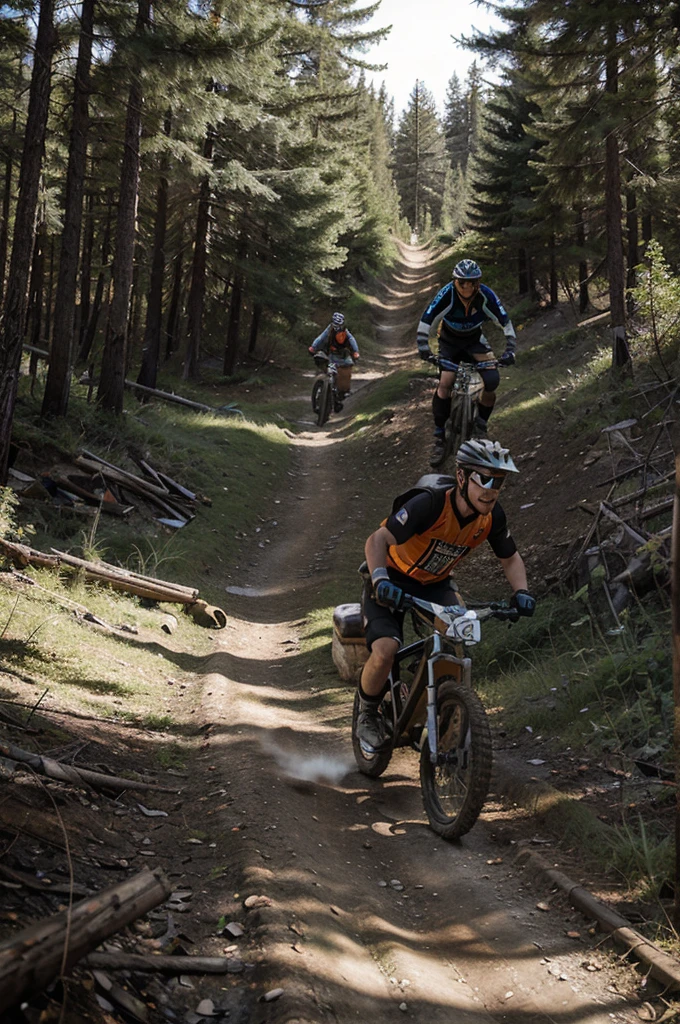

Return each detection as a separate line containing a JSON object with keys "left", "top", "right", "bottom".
{"left": 419, "top": 677, "right": 492, "bottom": 839}
{"left": 311, "top": 377, "right": 323, "bottom": 414}
{"left": 317, "top": 379, "right": 332, "bottom": 427}
{"left": 351, "top": 690, "right": 392, "bottom": 778}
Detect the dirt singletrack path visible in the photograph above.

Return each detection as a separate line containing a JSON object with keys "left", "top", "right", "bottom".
{"left": 196, "top": 245, "right": 640, "bottom": 1023}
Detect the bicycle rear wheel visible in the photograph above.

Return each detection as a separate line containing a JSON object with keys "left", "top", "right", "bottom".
{"left": 351, "top": 690, "right": 392, "bottom": 777}
{"left": 419, "top": 677, "right": 492, "bottom": 839}
{"left": 317, "top": 379, "right": 332, "bottom": 426}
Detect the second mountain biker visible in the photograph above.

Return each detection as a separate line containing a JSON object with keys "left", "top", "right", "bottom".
{"left": 416, "top": 259, "right": 517, "bottom": 466}
{"left": 309, "top": 311, "right": 360, "bottom": 412}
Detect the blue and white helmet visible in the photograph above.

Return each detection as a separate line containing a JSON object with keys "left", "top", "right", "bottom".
{"left": 452, "top": 259, "right": 482, "bottom": 281}
{"left": 331, "top": 311, "right": 345, "bottom": 329}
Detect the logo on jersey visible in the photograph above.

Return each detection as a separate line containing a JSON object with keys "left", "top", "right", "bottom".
{"left": 418, "top": 540, "right": 469, "bottom": 576}
{"left": 395, "top": 507, "right": 409, "bottom": 526}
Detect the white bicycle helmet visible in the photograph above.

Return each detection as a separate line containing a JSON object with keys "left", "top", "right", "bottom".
{"left": 456, "top": 438, "right": 519, "bottom": 474}
{"left": 331, "top": 311, "right": 345, "bottom": 328}
{"left": 452, "top": 259, "right": 482, "bottom": 280}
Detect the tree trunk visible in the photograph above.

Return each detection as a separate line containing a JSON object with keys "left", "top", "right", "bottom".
{"left": 42, "top": 0, "right": 95, "bottom": 418}
{"left": 549, "top": 233, "right": 558, "bottom": 307}
{"left": 576, "top": 210, "right": 589, "bottom": 313}
{"left": 183, "top": 131, "right": 214, "bottom": 381}
{"left": 78, "top": 191, "right": 95, "bottom": 349}
{"left": 223, "top": 248, "right": 246, "bottom": 377}
{"left": 78, "top": 190, "right": 113, "bottom": 363}
{"left": 27, "top": 220, "right": 46, "bottom": 353}
{"left": 604, "top": 49, "right": 631, "bottom": 375}
{"left": 0, "top": 142, "right": 12, "bottom": 307}
{"left": 137, "top": 115, "right": 170, "bottom": 390}
{"left": 248, "top": 302, "right": 262, "bottom": 355}
{"left": 97, "top": 0, "right": 149, "bottom": 413}
{"left": 165, "top": 235, "right": 184, "bottom": 360}
{"left": 0, "top": 0, "right": 55, "bottom": 485}
{"left": 126, "top": 253, "right": 142, "bottom": 376}
{"left": 625, "top": 188, "right": 638, "bottom": 311}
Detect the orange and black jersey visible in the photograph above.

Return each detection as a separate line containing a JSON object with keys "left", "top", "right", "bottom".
{"left": 383, "top": 487, "right": 516, "bottom": 586}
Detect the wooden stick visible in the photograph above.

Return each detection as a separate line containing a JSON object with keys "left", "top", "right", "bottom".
{"left": 0, "top": 867, "right": 171, "bottom": 1011}
{"left": 0, "top": 741, "right": 180, "bottom": 795}
{"left": 84, "top": 952, "right": 233, "bottom": 974}
{"left": 0, "top": 538, "right": 60, "bottom": 568}
{"left": 49, "top": 549, "right": 197, "bottom": 599}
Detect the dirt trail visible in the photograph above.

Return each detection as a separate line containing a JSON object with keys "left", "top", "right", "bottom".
{"left": 197, "top": 245, "right": 639, "bottom": 1023}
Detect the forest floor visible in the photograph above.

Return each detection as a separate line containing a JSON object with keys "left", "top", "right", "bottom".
{"left": 1, "top": 243, "right": 674, "bottom": 1024}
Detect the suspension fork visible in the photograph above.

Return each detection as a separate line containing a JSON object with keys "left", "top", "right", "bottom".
{"left": 426, "top": 633, "right": 471, "bottom": 765}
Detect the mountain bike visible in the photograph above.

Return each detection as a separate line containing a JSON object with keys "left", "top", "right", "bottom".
{"left": 351, "top": 593, "right": 519, "bottom": 839}
{"left": 430, "top": 355, "right": 497, "bottom": 467}
{"left": 311, "top": 357, "right": 339, "bottom": 427}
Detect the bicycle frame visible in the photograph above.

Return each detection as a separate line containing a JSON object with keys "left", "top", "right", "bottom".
{"left": 387, "top": 625, "right": 470, "bottom": 766}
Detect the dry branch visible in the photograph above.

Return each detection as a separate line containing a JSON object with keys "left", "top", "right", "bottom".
{"left": 0, "top": 867, "right": 171, "bottom": 1011}
{"left": 0, "top": 741, "right": 180, "bottom": 795}
{"left": 85, "top": 951, "right": 232, "bottom": 974}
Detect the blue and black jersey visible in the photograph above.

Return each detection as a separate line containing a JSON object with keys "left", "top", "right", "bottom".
{"left": 417, "top": 283, "right": 515, "bottom": 345}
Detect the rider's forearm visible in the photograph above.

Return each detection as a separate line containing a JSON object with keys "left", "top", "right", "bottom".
{"left": 365, "top": 527, "right": 395, "bottom": 577}
{"left": 499, "top": 551, "right": 528, "bottom": 593}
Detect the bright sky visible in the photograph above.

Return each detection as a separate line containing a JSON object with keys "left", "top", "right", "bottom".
{"left": 361, "top": 0, "right": 504, "bottom": 119}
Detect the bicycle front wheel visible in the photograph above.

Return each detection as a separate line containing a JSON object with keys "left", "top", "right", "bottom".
{"left": 317, "top": 379, "right": 332, "bottom": 426}
{"left": 419, "top": 677, "right": 492, "bottom": 839}
{"left": 446, "top": 395, "right": 473, "bottom": 462}
{"left": 311, "top": 377, "right": 323, "bottom": 414}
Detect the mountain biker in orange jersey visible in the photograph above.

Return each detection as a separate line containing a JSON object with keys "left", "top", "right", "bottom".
{"left": 355, "top": 438, "right": 536, "bottom": 754}
{"left": 416, "top": 259, "right": 517, "bottom": 467}
{"left": 309, "top": 311, "right": 360, "bottom": 411}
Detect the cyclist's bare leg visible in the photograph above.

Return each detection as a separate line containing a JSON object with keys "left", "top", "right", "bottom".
{"left": 360, "top": 636, "right": 399, "bottom": 698}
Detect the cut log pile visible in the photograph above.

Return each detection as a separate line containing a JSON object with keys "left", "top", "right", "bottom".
{"left": 562, "top": 379, "right": 677, "bottom": 624}
{"left": 10, "top": 448, "right": 209, "bottom": 529}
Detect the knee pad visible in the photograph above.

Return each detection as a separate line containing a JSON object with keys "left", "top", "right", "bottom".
{"left": 432, "top": 392, "right": 451, "bottom": 428}
{"left": 479, "top": 365, "right": 500, "bottom": 393}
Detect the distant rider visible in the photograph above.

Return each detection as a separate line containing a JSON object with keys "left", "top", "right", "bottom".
{"left": 309, "top": 312, "right": 360, "bottom": 411}
{"left": 355, "top": 438, "right": 536, "bottom": 754}
{"left": 416, "top": 259, "right": 517, "bottom": 466}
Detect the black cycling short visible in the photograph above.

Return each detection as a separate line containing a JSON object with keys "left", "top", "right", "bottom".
{"left": 438, "top": 323, "right": 492, "bottom": 361}
{"left": 362, "top": 574, "right": 462, "bottom": 651}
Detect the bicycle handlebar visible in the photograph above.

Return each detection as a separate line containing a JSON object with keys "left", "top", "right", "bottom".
{"left": 403, "top": 593, "right": 519, "bottom": 624}
{"left": 429, "top": 355, "right": 498, "bottom": 372}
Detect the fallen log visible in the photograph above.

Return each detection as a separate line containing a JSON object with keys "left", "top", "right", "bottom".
{"left": 0, "top": 741, "right": 180, "bottom": 795}
{"left": 0, "top": 538, "right": 60, "bottom": 569}
{"left": 50, "top": 549, "right": 197, "bottom": 601}
{"left": 0, "top": 867, "right": 171, "bottom": 1011}
{"left": 85, "top": 952, "right": 232, "bottom": 974}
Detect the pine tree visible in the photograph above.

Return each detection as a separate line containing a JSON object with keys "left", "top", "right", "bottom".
{"left": 393, "top": 81, "right": 448, "bottom": 234}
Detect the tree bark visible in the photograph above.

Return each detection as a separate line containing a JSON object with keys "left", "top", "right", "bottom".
{"left": 78, "top": 189, "right": 114, "bottom": 363}
{"left": 223, "top": 271, "right": 243, "bottom": 376}
{"left": 248, "top": 301, "right": 262, "bottom": 355}
{"left": 137, "top": 114, "right": 170, "bottom": 390}
{"left": 0, "top": 868, "right": 171, "bottom": 1012}
{"left": 78, "top": 191, "right": 95, "bottom": 348}
{"left": 625, "top": 188, "right": 638, "bottom": 311}
{"left": 42, "top": 0, "right": 95, "bottom": 418}
{"left": 183, "top": 131, "right": 214, "bottom": 381}
{"left": 604, "top": 48, "right": 631, "bottom": 375}
{"left": 97, "top": 0, "right": 150, "bottom": 412}
{"left": 0, "top": 0, "right": 56, "bottom": 485}
{"left": 165, "top": 236, "right": 184, "bottom": 360}
{"left": 576, "top": 210, "right": 589, "bottom": 313}
{"left": 0, "top": 141, "right": 12, "bottom": 307}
